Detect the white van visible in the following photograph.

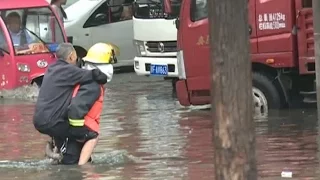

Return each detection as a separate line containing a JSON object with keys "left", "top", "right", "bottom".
{"left": 64, "top": 0, "right": 136, "bottom": 67}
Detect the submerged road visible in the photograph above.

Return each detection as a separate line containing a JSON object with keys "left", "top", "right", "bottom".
{"left": 0, "top": 72, "right": 319, "bottom": 179}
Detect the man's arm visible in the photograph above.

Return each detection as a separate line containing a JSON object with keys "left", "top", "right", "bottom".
{"left": 54, "top": 63, "right": 93, "bottom": 86}
{"left": 52, "top": 61, "right": 109, "bottom": 87}
{"left": 68, "top": 82, "right": 101, "bottom": 127}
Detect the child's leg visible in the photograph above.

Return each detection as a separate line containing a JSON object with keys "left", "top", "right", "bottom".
{"left": 61, "top": 139, "right": 84, "bottom": 165}
{"left": 78, "top": 137, "right": 98, "bottom": 165}
{"left": 69, "top": 126, "right": 99, "bottom": 165}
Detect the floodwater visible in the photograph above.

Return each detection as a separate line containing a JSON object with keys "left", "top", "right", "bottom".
{"left": 0, "top": 72, "right": 319, "bottom": 180}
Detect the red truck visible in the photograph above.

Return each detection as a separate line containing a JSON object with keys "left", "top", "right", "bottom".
{"left": 0, "top": 0, "right": 68, "bottom": 89}
{"left": 174, "top": 0, "right": 315, "bottom": 111}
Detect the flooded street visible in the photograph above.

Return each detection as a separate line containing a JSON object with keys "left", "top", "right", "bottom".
{"left": 0, "top": 72, "right": 319, "bottom": 179}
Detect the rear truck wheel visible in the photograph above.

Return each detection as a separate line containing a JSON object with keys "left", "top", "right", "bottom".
{"left": 252, "top": 87, "right": 268, "bottom": 116}
{"left": 252, "top": 72, "right": 282, "bottom": 111}
{"left": 74, "top": 46, "right": 87, "bottom": 59}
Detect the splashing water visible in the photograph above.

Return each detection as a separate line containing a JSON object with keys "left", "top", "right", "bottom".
{"left": 91, "top": 150, "right": 140, "bottom": 165}
{"left": 0, "top": 84, "right": 39, "bottom": 100}
{"left": 0, "top": 150, "right": 137, "bottom": 169}
{"left": 0, "top": 159, "right": 52, "bottom": 170}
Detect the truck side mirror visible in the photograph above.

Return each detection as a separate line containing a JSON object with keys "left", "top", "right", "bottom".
{"left": 175, "top": 17, "right": 180, "bottom": 29}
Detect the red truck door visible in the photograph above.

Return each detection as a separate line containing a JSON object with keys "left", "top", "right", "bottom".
{"left": 294, "top": 0, "right": 313, "bottom": 74}
{"left": 254, "top": 0, "right": 296, "bottom": 67}
{"left": 0, "top": 19, "right": 14, "bottom": 90}
{"left": 180, "top": 0, "right": 256, "bottom": 104}
{"left": 181, "top": 0, "right": 209, "bottom": 94}
{"left": 249, "top": 0, "right": 258, "bottom": 53}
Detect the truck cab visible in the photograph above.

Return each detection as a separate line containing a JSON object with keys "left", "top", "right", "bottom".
{"left": 0, "top": 0, "right": 67, "bottom": 90}
{"left": 176, "top": 0, "right": 315, "bottom": 112}
{"left": 133, "top": 0, "right": 181, "bottom": 79}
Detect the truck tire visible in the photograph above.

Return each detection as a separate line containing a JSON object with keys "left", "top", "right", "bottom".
{"left": 33, "top": 76, "right": 43, "bottom": 88}
{"left": 74, "top": 46, "right": 87, "bottom": 58}
{"left": 252, "top": 72, "right": 282, "bottom": 110}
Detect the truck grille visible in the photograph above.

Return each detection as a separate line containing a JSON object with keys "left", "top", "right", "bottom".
{"left": 145, "top": 41, "right": 177, "bottom": 53}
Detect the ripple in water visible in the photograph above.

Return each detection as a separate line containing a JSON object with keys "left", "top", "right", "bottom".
{"left": 0, "top": 84, "right": 39, "bottom": 100}
{"left": 0, "top": 159, "right": 51, "bottom": 170}
{"left": 0, "top": 150, "right": 137, "bottom": 169}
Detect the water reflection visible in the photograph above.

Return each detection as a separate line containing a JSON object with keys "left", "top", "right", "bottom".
{"left": 179, "top": 112, "right": 215, "bottom": 180}
{"left": 257, "top": 109, "right": 319, "bottom": 179}
{"left": 0, "top": 102, "right": 46, "bottom": 160}
{"left": 0, "top": 73, "right": 319, "bottom": 179}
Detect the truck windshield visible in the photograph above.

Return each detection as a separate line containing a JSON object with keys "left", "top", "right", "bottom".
{"left": 1, "top": 7, "right": 64, "bottom": 55}
{"left": 133, "top": 0, "right": 181, "bottom": 19}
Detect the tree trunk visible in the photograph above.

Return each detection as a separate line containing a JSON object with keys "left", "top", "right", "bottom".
{"left": 312, "top": 0, "right": 320, "bottom": 170}
{"left": 208, "top": 0, "right": 257, "bottom": 179}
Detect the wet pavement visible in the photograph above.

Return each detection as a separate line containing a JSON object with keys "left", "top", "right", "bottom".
{"left": 0, "top": 72, "right": 319, "bottom": 179}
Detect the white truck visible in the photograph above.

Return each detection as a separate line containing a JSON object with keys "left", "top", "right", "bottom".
{"left": 133, "top": 0, "right": 181, "bottom": 82}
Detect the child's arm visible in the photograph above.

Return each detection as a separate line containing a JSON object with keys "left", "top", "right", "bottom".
{"left": 68, "top": 82, "right": 101, "bottom": 127}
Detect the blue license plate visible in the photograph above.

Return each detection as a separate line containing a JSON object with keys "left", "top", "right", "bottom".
{"left": 150, "top": 64, "right": 168, "bottom": 76}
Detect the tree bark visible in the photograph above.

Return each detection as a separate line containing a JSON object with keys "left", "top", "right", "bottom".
{"left": 208, "top": 0, "right": 257, "bottom": 179}
{"left": 312, "top": 0, "right": 320, "bottom": 170}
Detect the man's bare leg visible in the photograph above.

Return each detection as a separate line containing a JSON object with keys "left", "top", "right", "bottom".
{"left": 78, "top": 138, "right": 98, "bottom": 165}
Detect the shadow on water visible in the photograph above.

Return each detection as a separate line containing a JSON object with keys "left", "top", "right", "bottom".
{"left": 0, "top": 73, "right": 319, "bottom": 179}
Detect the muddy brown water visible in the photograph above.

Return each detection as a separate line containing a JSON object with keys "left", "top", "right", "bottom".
{"left": 0, "top": 73, "right": 319, "bottom": 180}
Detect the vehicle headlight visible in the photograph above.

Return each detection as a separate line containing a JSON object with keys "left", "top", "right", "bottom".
{"left": 17, "top": 63, "right": 30, "bottom": 72}
{"left": 134, "top": 40, "right": 146, "bottom": 56}
{"left": 177, "top": 50, "right": 186, "bottom": 79}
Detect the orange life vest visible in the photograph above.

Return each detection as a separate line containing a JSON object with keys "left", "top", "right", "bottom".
{"left": 72, "top": 84, "right": 104, "bottom": 133}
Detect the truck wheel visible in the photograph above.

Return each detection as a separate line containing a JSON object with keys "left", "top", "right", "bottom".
{"left": 33, "top": 76, "right": 43, "bottom": 88}
{"left": 252, "top": 72, "right": 282, "bottom": 111}
{"left": 74, "top": 46, "right": 87, "bottom": 58}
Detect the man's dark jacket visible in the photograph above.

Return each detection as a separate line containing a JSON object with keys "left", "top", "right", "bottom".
{"left": 33, "top": 59, "right": 106, "bottom": 130}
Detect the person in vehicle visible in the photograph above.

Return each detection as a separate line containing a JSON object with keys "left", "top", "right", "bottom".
{"left": 33, "top": 43, "right": 108, "bottom": 154}
{"left": 120, "top": 5, "right": 133, "bottom": 20}
{"left": 109, "top": 0, "right": 126, "bottom": 21}
{"left": 6, "top": 12, "right": 33, "bottom": 46}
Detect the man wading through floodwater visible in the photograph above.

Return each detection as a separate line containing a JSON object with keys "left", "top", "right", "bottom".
{"left": 33, "top": 43, "right": 109, "bottom": 165}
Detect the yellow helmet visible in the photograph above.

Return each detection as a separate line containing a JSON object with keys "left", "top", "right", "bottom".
{"left": 83, "top": 43, "right": 119, "bottom": 64}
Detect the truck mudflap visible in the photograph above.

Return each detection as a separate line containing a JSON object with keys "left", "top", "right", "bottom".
{"left": 176, "top": 80, "right": 191, "bottom": 106}
{"left": 300, "top": 79, "right": 317, "bottom": 103}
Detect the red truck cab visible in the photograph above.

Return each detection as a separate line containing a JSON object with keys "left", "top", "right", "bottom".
{"left": 0, "top": 0, "right": 67, "bottom": 89}
{"left": 175, "top": 0, "right": 315, "bottom": 111}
